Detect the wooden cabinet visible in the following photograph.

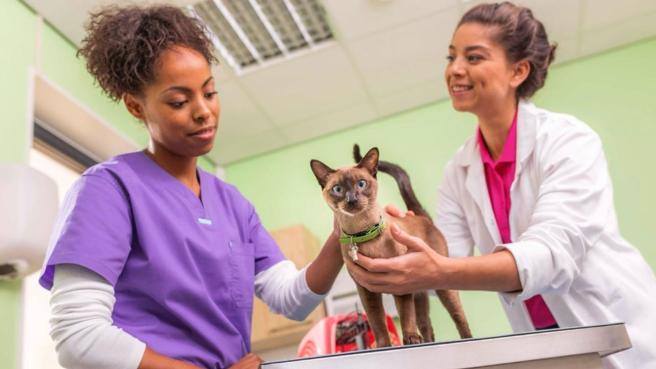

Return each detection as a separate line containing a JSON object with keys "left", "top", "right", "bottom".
{"left": 251, "top": 225, "right": 326, "bottom": 352}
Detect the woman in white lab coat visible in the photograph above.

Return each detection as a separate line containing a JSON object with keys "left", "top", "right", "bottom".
{"left": 345, "top": 3, "right": 656, "bottom": 368}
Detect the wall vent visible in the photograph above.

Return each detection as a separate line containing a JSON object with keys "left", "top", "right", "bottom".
{"left": 190, "top": 0, "right": 333, "bottom": 73}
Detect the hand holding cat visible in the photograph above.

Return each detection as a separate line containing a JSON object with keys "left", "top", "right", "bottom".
{"left": 345, "top": 223, "right": 452, "bottom": 295}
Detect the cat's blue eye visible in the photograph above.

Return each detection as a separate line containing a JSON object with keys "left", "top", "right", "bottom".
{"left": 357, "top": 179, "right": 367, "bottom": 189}
{"left": 332, "top": 185, "right": 343, "bottom": 194}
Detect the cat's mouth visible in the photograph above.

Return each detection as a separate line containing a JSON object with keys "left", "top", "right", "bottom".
{"left": 327, "top": 202, "right": 359, "bottom": 217}
{"left": 338, "top": 203, "right": 368, "bottom": 217}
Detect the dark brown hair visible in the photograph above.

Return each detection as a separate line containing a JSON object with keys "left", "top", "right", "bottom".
{"left": 77, "top": 5, "right": 217, "bottom": 102}
{"left": 458, "top": 2, "right": 557, "bottom": 99}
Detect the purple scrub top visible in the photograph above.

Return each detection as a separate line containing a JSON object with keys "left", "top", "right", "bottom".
{"left": 39, "top": 151, "right": 285, "bottom": 369}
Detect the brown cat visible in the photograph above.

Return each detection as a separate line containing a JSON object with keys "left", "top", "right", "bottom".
{"left": 310, "top": 145, "right": 472, "bottom": 347}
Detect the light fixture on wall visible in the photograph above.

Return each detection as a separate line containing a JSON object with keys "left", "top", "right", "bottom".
{"left": 189, "top": 0, "right": 334, "bottom": 74}
{"left": 0, "top": 165, "right": 58, "bottom": 280}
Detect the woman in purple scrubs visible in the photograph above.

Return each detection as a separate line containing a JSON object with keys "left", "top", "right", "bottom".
{"left": 39, "top": 5, "right": 343, "bottom": 369}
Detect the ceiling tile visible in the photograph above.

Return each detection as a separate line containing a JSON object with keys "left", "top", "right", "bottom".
{"left": 346, "top": 8, "right": 460, "bottom": 99}
{"left": 582, "top": 0, "right": 656, "bottom": 31}
{"left": 279, "top": 102, "right": 377, "bottom": 142}
{"left": 215, "top": 80, "right": 276, "bottom": 139}
{"left": 551, "top": 38, "right": 580, "bottom": 65}
{"left": 25, "top": 0, "right": 203, "bottom": 45}
{"left": 25, "top": 0, "right": 90, "bottom": 44}
{"left": 322, "top": 0, "right": 458, "bottom": 40}
{"left": 372, "top": 77, "right": 448, "bottom": 118}
{"left": 210, "top": 129, "right": 287, "bottom": 164}
{"left": 237, "top": 44, "right": 370, "bottom": 126}
{"left": 580, "top": 11, "right": 656, "bottom": 56}
{"left": 212, "top": 61, "right": 234, "bottom": 83}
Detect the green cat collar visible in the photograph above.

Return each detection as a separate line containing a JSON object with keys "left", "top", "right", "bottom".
{"left": 339, "top": 217, "right": 386, "bottom": 245}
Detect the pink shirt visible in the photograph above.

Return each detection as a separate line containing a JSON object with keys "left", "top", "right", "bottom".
{"left": 478, "top": 111, "right": 557, "bottom": 329}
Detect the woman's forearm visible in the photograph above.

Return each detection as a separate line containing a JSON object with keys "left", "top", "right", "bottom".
{"left": 445, "top": 249, "right": 522, "bottom": 292}
{"left": 306, "top": 232, "right": 343, "bottom": 295}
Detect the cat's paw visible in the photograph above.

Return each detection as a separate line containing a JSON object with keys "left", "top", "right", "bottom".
{"left": 402, "top": 334, "right": 422, "bottom": 345}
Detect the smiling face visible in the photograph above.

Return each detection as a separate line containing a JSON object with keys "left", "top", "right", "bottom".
{"left": 445, "top": 23, "right": 524, "bottom": 115}
{"left": 124, "top": 45, "right": 220, "bottom": 158}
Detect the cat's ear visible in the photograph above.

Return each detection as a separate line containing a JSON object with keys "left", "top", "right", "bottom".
{"left": 310, "top": 159, "right": 335, "bottom": 188}
{"left": 357, "top": 147, "right": 379, "bottom": 178}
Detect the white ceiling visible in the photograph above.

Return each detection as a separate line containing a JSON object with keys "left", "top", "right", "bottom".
{"left": 23, "top": 0, "right": 656, "bottom": 165}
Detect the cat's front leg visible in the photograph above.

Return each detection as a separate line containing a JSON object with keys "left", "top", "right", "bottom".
{"left": 355, "top": 284, "right": 391, "bottom": 348}
{"left": 394, "top": 293, "right": 422, "bottom": 345}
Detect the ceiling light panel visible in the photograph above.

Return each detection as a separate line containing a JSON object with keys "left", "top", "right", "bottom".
{"left": 193, "top": 0, "right": 258, "bottom": 68}
{"left": 190, "top": 0, "right": 333, "bottom": 73}
{"left": 288, "top": 0, "right": 333, "bottom": 43}
{"left": 256, "top": 0, "right": 308, "bottom": 51}
{"left": 223, "top": 0, "right": 282, "bottom": 59}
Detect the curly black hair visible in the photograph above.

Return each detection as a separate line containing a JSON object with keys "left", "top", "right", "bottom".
{"left": 459, "top": 2, "right": 557, "bottom": 99}
{"left": 77, "top": 5, "right": 217, "bottom": 102}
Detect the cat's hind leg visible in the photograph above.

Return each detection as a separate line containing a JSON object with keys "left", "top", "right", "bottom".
{"left": 436, "top": 289, "right": 472, "bottom": 339}
{"left": 414, "top": 291, "right": 435, "bottom": 342}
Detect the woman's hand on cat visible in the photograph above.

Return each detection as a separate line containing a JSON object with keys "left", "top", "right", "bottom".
{"left": 345, "top": 223, "right": 450, "bottom": 294}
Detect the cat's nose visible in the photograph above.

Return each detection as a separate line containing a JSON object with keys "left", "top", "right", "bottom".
{"left": 346, "top": 192, "right": 358, "bottom": 204}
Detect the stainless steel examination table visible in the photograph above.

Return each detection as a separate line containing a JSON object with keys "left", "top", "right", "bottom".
{"left": 263, "top": 323, "right": 630, "bottom": 369}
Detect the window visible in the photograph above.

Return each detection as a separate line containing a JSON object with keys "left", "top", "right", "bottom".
{"left": 21, "top": 122, "right": 95, "bottom": 369}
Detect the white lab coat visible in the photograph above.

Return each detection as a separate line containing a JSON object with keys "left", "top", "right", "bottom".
{"left": 436, "top": 100, "right": 656, "bottom": 369}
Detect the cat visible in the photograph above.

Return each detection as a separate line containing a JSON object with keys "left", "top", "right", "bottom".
{"left": 310, "top": 145, "right": 472, "bottom": 347}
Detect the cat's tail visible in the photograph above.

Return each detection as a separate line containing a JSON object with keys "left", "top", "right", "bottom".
{"left": 353, "top": 144, "right": 431, "bottom": 220}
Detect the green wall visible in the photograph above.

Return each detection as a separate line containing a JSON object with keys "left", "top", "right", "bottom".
{"left": 225, "top": 38, "right": 656, "bottom": 340}
{"left": 1, "top": 2, "right": 37, "bottom": 367}
{"left": 0, "top": 1, "right": 215, "bottom": 367}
